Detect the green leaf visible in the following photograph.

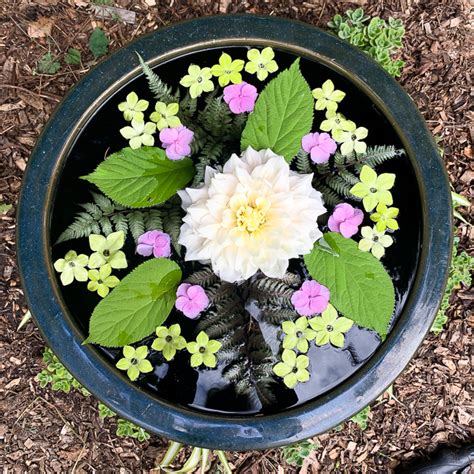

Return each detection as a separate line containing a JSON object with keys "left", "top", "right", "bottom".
{"left": 65, "top": 47, "right": 81, "bottom": 65}
{"left": 89, "top": 28, "right": 109, "bottom": 58}
{"left": 84, "top": 258, "right": 181, "bottom": 347}
{"left": 304, "top": 232, "right": 395, "bottom": 338}
{"left": 37, "top": 53, "right": 61, "bottom": 75}
{"left": 83, "top": 146, "right": 195, "bottom": 208}
{"left": 241, "top": 59, "right": 313, "bottom": 162}
{"left": 0, "top": 203, "right": 12, "bottom": 214}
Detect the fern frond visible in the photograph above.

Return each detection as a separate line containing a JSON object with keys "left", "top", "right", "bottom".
{"left": 127, "top": 211, "right": 145, "bottom": 241}
{"left": 110, "top": 213, "right": 128, "bottom": 234}
{"left": 99, "top": 216, "right": 113, "bottom": 235}
{"left": 56, "top": 212, "right": 101, "bottom": 243}
{"left": 326, "top": 175, "right": 353, "bottom": 197}
{"left": 136, "top": 53, "right": 179, "bottom": 103}
{"left": 184, "top": 267, "right": 219, "bottom": 288}
{"left": 339, "top": 169, "right": 359, "bottom": 185}
{"left": 162, "top": 197, "right": 183, "bottom": 254}
{"left": 144, "top": 209, "right": 163, "bottom": 231}
{"left": 319, "top": 184, "right": 343, "bottom": 206}
{"left": 260, "top": 307, "right": 298, "bottom": 325}
{"left": 295, "top": 149, "right": 311, "bottom": 173}
{"left": 360, "top": 145, "right": 403, "bottom": 168}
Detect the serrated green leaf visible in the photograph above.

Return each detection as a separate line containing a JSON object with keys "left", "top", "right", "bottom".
{"left": 37, "top": 53, "right": 61, "bottom": 75}
{"left": 65, "top": 47, "right": 81, "bottom": 65}
{"left": 241, "top": 59, "right": 313, "bottom": 162}
{"left": 83, "top": 146, "right": 194, "bottom": 208}
{"left": 84, "top": 258, "right": 181, "bottom": 347}
{"left": 89, "top": 28, "right": 109, "bottom": 58}
{"left": 304, "top": 232, "right": 395, "bottom": 338}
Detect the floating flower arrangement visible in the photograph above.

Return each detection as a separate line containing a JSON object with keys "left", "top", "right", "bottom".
{"left": 54, "top": 47, "right": 404, "bottom": 406}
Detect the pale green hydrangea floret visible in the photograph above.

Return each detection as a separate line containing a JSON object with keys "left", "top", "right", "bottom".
{"left": 370, "top": 204, "right": 399, "bottom": 232}
{"left": 312, "top": 79, "right": 346, "bottom": 112}
{"left": 333, "top": 125, "right": 368, "bottom": 155}
{"left": 281, "top": 317, "right": 316, "bottom": 353}
{"left": 152, "top": 324, "right": 187, "bottom": 361}
{"left": 120, "top": 119, "right": 156, "bottom": 149}
{"left": 358, "top": 226, "right": 394, "bottom": 259}
{"left": 319, "top": 110, "right": 355, "bottom": 138}
{"left": 180, "top": 65, "right": 214, "bottom": 99}
{"left": 118, "top": 91, "right": 149, "bottom": 122}
{"left": 245, "top": 47, "right": 278, "bottom": 81}
{"left": 150, "top": 102, "right": 181, "bottom": 130}
{"left": 53, "top": 250, "right": 89, "bottom": 286}
{"left": 87, "top": 263, "right": 120, "bottom": 298}
{"left": 211, "top": 52, "right": 244, "bottom": 86}
{"left": 88, "top": 231, "right": 127, "bottom": 269}
{"left": 116, "top": 345, "right": 153, "bottom": 381}
{"left": 349, "top": 165, "right": 395, "bottom": 212}
{"left": 309, "top": 303, "right": 353, "bottom": 348}
{"left": 273, "top": 349, "right": 310, "bottom": 389}
{"left": 187, "top": 331, "right": 221, "bottom": 368}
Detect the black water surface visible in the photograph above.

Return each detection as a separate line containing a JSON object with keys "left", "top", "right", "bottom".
{"left": 50, "top": 46, "right": 421, "bottom": 415}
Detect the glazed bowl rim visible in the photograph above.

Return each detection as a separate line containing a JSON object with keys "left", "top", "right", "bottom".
{"left": 17, "top": 14, "right": 452, "bottom": 451}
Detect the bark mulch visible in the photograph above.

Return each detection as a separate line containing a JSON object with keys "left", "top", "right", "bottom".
{"left": 0, "top": 0, "right": 472, "bottom": 472}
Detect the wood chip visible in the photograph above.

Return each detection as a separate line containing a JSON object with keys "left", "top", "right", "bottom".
{"left": 27, "top": 17, "right": 54, "bottom": 39}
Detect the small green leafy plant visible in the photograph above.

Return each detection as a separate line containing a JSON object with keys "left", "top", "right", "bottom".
{"left": 37, "top": 348, "right": 90, "bottom": 396}
{"left": 349, "top": 405, "right": 371, "bottom": 430}
{"left": 37, "top": 52, "right": 61, "bottom": 75}
{"left": 89, "top": 28, "right": 109, "bottom": 58}
{"left": 281, "top": 440, "right": 319, "bottom": 467}
{"left": 431, "top": 237, "right": 473, "bottom": 334}
{"left": 38, "top": 348, "right": 150, "bottom": 442}
{"left": 328, "top": 8, "right": 405, "bottom": 77}
{"left": 65, "top": 47, "right": 82, "bottom": 65}
{"left": 0, "top": 202, "right": 12, "bottom": 213}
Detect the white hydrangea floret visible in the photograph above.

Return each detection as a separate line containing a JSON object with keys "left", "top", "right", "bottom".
{"left": 178, "top": 147, "right": 326, "bottom": 283}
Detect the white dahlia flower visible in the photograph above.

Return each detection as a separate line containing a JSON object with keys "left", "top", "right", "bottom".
{"left": 178, "top": 147, "right": 326, "bottom": 283}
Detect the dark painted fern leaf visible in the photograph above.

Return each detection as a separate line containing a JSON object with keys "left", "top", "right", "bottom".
{"left": 162, "top": 196, "right": 183, "bottom": 254}
{"left": 56, "top": 192, "right": 163, "bottom": 244}
{"left": 136, "top": 53, "right": 179, "bottom": 103}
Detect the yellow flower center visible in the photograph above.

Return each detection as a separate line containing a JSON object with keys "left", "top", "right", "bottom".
{"left": 236, "top": 204, "right": 267, "bottom": 233}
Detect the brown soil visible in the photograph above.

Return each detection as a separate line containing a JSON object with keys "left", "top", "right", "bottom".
{"left": 0, "top": 0, "right": 472, "bottom": 472}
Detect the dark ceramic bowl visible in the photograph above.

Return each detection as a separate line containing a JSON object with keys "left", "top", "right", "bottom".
{"left": 17, "top": 15, "right": 452, "bottom": 450}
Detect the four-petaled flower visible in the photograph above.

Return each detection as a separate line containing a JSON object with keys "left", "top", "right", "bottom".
{"left": 273, "top": 349, "right": 310, "bottom": 389}
{"left": 120, "top": 119, "right": 156, "bottom": 149}
{"left": 175, "top": 283, "right": 209, "bottom": 319}
{"left": 349, "top": 165, "right": 395, "bottom": 212}
{"left": 54, "top": 250, "right": 89, "bottom": 286}
{"left": 328, "top": 202, "right": 364, "bottom": 238}
{"left": 245, "top": 47, "right": 278, "bottom": 81}
{"left": 223, "top": 82, "right": 258, "bottom": 114}
{"left": 88, "top": 231, "right": 127, "bottom": 269}
{"left": 159, "top": 125, "right": 194, "bottom": 161}
{"left": 187, "top": 331, "right": 221, "bottom": 368}
{"left": 211, "top": 52, "right": 245, "bottom": 87}
{"left": 152, "top": 324, "right": 187, "bottom": 361}
{"left": 319, "top": 110, "right": 355, "bottom": 138}
{"left": 309, "top": 304, "right": 353, "bottom": 348}
{"left": 301, "top": 132, "right": 337, "bottom": 164}
{"left": 150, "top": 102, "right": 181, "bottom": 130}
{"left": 281, "top": 317, "right": 316, "bottom": 353}
{"left": 118, "top": 91, "right": 149, "bottom": 122}
{"left": 87, "top": 263, "right": 120, "bottom": 298}
{"left": 116, "top": 345, "right": 153, "bottom": 381}
{"left": 179, "top": 65, "right": 214, "bottom": 99}
{"left": 370, "top": 204, "right": 399, "bottom": 232}
{"left": 136, "top": 230, "right": 171, "bottom": 258}
{"left": 358, "top": 226, "right": 394, "bottom": 259}
{"left": 312, "top": 80, "right": 345, "bottom": 112}
{"left": 291, "top": 280, "right": 330, "bottom": 316}
{"left": 333, "top": 125, "right": 368, "bottom": 155}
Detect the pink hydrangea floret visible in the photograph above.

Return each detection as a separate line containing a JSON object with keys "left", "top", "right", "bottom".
{"left": 136, "top": 230, "right": 171, "bottom": 258}
{"left": 159, "top": 125, "right": 194, "bottom": 160}
{"left": 291, "top": 280, "right": 330, "bottom": 316}
{"left": 301, "top": 132, "right": 337, "bottom": 164}
{"left": 175, "top": 283, "right": 209, "bottom": 319}
{"left": 328, "top": 203, "right": 364, "bottom": 238}
{"left": 223, "top": 82, "right": 258, "bottom": 114}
